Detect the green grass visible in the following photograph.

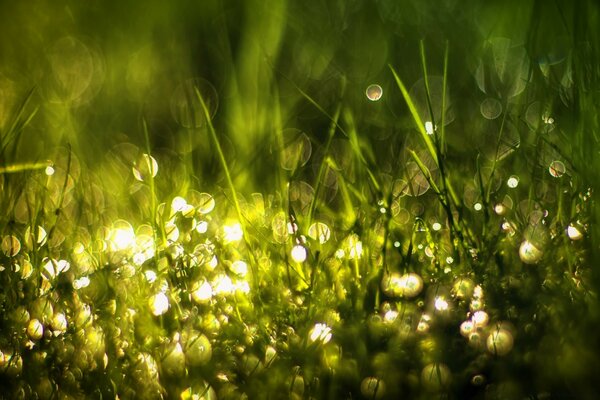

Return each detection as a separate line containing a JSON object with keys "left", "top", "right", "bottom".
{"left": 0, "top": 0, "right": 599, "bottom": 399}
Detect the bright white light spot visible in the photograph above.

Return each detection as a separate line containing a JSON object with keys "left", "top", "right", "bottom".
{"left": 291, "top": 245, "right": 307, "bottom": 263}
{"left": 133, "top": 252, "right": 146, "bottom": 265}
{"left": 308, "top": 222, "right": 331, "bottom": 244}
{"left": 494, "top": 204, "right": 506, "bottom": 215}
{"left": 309, "top": 323, "right": 332, "bottom": 344}
{"left": 230, "top": 260, "right": 248, "bottom": 277}
{"left": 196, "top": 221, "right": 208, "bottom": 234}
{"left": 191, "top": 281, "right": 213, "bottom": 304}
{"left": 432, "top": 222, "right": 442, "bottom": 231}
{"left": 45, "top": 165, "right": 55, "bottom": 176}
{"left": 365, "top": 84, "right": 383, "bottom": 101}
{"left": 171, "top": 196, "right": 188, "bottom": 213}
{"left": 567, "top": 224, "right": 583, "bottom": 240}
{"left": 223, "top": 223, "right": 243, "bottom": 243}
{"left": 51, "top": 313, "right": 68, "bottom": 333}
{"left": 42, "top": 258, "right": 70, "bottom": 279}
{"left": 393, "top": 241, "right": 400, "bottom": 248}
{"left": 473, "top": 285, "right": 484, "bottom": 299}
{"left": 144, "top": 270, "right": 157, "bottom": 283}
{"left": 425, "top": 121, "right": 434, "bottom": 135}
{"left": 474, "top": 203, "right": 483, "bottom": 211}
{"left": 519, "top": 240, "right": 543, "bottom": 264}
{"left": 384, "top": 310, "right": 398, "bottom": 323}
{"left": 213, "top": 275, "right": 234, "bottom": 296}
{"left": 472, "top": 310, "right": 489, "bottom": 327}
{"left": 108, "top": 220, "right": 136, "bottom": 251}
{"left": 235, "top": 280, "right": 251, "bottom": 294}
{"left": 434, "top": 296, "right": 449, "bottom": 311}
{"left": 335, "top": 249, "right": 345, "bottom": 258}
{"left": 383, "top": 273, "right": 424, "bottom": 298}
{"left": 208, "top": 255, "right": 218, "bottom": 270}
{"left": 507, "top": 176, "right": 519, "bottom": 188}
{"left": 73, "top": 276, "right": 90, "bottom": 289}
{"left": 150, "top": 292, "right": 169, "bottom": 316}
{"left": 446, "top": 256, "right": 454, "bottom": 264}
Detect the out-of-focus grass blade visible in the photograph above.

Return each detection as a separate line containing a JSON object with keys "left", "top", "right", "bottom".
{"left": 195, "top": 86, "right": 244, "bottom": 226}
{"left": 343, "top": 108, "right": 381, "bottom": 194}
{"left": 195, "top": 86, "right": 261, "bottom": 287}
{"left": 409, "top": 150, "right": 442, "bottom": 197}
{"left": 389, "top": 65, "right": 438, "bottom": 165}
{"left": 440, "top": 42, "right": 449, "bottom": 153}
{"left": 1, "top": 87, "right": 38, "bottom": 154}
{"left": 419, "top": 42, "right": 437, "bottom": 134}
{"left": 0, "top": 162, "right": 47, "bottom": 174}
{"left": 307, "top": 102, "right": 341, "bottom": 228}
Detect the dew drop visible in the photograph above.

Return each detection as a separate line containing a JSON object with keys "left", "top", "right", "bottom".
{"left": 360, "top": 377, "right": 385, "bottom": 399}
{"left": 548, "top": 160, "right": 565, "bottom": 178}
{"left": 487, "top": 328, "right": 514, "bottom": 356}
{"left": 519, "top": 240, "right": 543, "bottom": 264}
{"left": 507, "top": 175, "right": 519, "bottom": 188}
{"left": 132, "top": 153, "right": 158, "bottom": 182}
{"left": 308, "top": 222, "right": 331, "bottom": 244}
{"left": 280, "top": 129, "right": 312, "bottom": 171}
{"left": 480, "top": 97, "right": 502, "bottom": 119}
{"left": 566, "top": 224, "right": 583, "bottom": 240}
{"left": 365, "top": 84, "right": 383, "bottom": 101}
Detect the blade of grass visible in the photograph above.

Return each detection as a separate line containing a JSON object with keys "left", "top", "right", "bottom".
{"left": 307, "top": 102, "right": 342, "bottom": 228}
{"left": 195, "top": 87, "right": 244, "bottom": 228}
{"left": 440, "top": 41, "right": 449, "bottom": 154}
{"left": 1, "top": 87, "right": 37, "bottom": 153}
{"left": 342, "top": 108, "right": 381, "bottom": 194}
{"left": 389, "top": 65, "right": 438, "bottom": 165}
{"left": 0, "top": 162, "right": 48, "bottom": 174}
{"left": 419, "top": 42, "right": 438, "bottom": 133}
{"left": 195, "top": 86, "right": 260, "bottom": 291}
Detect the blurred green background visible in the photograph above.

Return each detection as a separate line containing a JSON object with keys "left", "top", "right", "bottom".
{"left": 1, "top": 0, "right": 595, "bottom": 190}
{"left": 1, "top": 0, "right": 599, "bottom": 398}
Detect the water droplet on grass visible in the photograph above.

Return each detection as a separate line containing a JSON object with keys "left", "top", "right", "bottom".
{"left": 507, "top": 175, "right": 519, "bottom": 188}
{"left": 548, "top": 160, "right": 565, "bottom": 178}
{"left": 519, "top": 240, "right": 542, "bottom": 264}
{"left": 480, "top": 98, "right": 502, "bottom": 119}
{"left": 132, "top": 153, "right": 158, "bottom": 182}
{"left": 308, "top": 222, "right": 331, "bottom": 244}
{"left": 1, "top": 235, "right": 21, "bottom": 257}
{"left": 280, "top": 129, "right": 312, "bottom": 171}
{"left": 365, "top": 84, "right": 383, "bottom": 101}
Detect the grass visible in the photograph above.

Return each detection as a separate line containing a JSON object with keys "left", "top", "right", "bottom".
{"left": 0, "top": 0, "right": 599, "bottom": 399}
